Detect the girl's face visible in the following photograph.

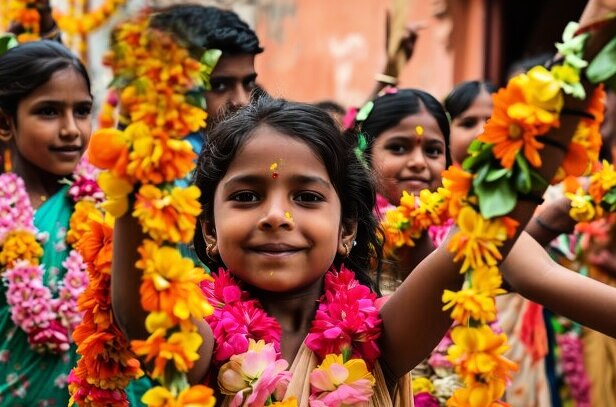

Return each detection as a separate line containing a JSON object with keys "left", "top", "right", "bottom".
{"left": 8, "top": 67, "right": 93, "bottom": 176}
{"left": 450, "top": 89, "right": 493, "bottom": 165}
{"left": 210, "top": 126, "right": 347, "bottom": 293}
{"left": 370, "top": 107, "right": 447, "bottom": 205}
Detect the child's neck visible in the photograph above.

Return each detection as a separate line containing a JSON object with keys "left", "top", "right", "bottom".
{"left": 247, "top": 276, "right": 324, "bottom": 363}
{"left": 12, "top": 156, "right": 64, "bottom": 209}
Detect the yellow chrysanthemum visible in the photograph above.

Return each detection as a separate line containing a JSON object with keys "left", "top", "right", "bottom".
{"left": 137, "top": 240, "right": 212, "bottom": 321}
{"left": 442, "top": 288, "right": 498, "bottom": 325}
{"left": 447, "top": 325, "right": 517, "bottom": 381}
{"left": 565, "top": 188, "right": 596, "bottom": 222}
{"left": 132, "top": 328, "right": 203, "bottom": 378}
{"left": 447, "top": 378, "right": 507, "bottom": 407}
{"left": 0, "top": 230, "right": 43, "bottom": 267}
{"left": 141, "top": 384, "right": 215, "bottom": 407}
{"left": 470, "top": 266, "right": 506, "bottom": 297}
{"left": 448, "top": 206, "right": 509, "bottom": 273}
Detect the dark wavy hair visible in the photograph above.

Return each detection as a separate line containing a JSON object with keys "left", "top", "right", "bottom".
{"left": 351, "top": 88, "right": 452, "bottom": 167}
{"left": 444, "top": 80, "right": 497, "bottom": 121}
{"left": 0, "top": 40, "right": 91, "bottom": 120}
{"left": 194, "top": 96, "right": 381, "bottom": 292}
{"left": 149, "top": 4, "right": 263, "bottom": 56}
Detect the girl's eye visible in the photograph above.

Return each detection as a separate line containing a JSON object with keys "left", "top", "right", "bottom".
{"left": 385, "top": 144, "right": 407, "bottom": 154}
{"left": 36, "top": 107, "right": 58, "bottom": 117}
{"left": 231, "top": 191, "right": 259, "bottom": 202}
{"left": 75, "top": 105, "right": 93, "bottom": 118}
{"left": 425, "top": 146, "right": 444, "bottom": 158}
{"left": 458, "top": 118, "right": 478, "bottom": 129}
{"left": 295, "top": 192, "right": 323, "bottom": 203}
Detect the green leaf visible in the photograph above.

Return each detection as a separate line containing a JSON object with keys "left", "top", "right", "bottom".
{"left": 486, "top": 167, "right": 511, "bottom": 182}
{"left": 463, "top": 143, "right": 493, "bottom": 171}
{"left": 586, "top": 37, "right": 616, "bottom": 85}
{"left": 530, "top": 169, "right": 549, "bottom": 190}
{"left": 200, "top": 49, "right": 222, "bottom": 70}
{"left": 475, "top": 176, "right": 517, "bottom": 218}
{"left": 515, "top": 155, "right": 532, "bottom": 193}
{"left": 602, "top": 189, "right": 616, "bottom": 211}
{"left": 473, "top": 162, "right": 492, "bottom": 187}
{"left": 0, "top": 34, "right": 18, "bottom": 57}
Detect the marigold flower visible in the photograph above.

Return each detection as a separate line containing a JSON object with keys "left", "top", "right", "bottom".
{"left": 447, "top": 379, "right": 508, "bottom": 407}
{"left": 97, "top": 171, "right": 133, "bottom": 218}
{"left": 412, "top": 377, "right": 435, "bottom": 395}
{"left": 132, "top": 328, "right": 203, "bottom": 378}
{"left": 516, "top": 66, "right": 564, "bottom": 112}
{"left": 478, "top": 79, "right": 558, "bottom": 169}
{"left": 589, "top": 160, "right": 616, "bottom": 204}
{"left": 134, "top": 185, "right": 201, "bottom": 244}
{"left": 87, "top": 128, "right": 130, "bottom": 176}
{"left": 67, "top": 201, "right": 98, "bottom": 245}
{"left": 448, "top": 207, "right": 509, "bottom": 273}
{"left": 137, "top": 240, "right": 212, "bottom": 321}
{"left": 0, "top": 230, "right": 43, "bottom": 267}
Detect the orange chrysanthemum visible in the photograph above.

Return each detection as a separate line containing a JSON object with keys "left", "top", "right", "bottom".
{"left": 87, "top": 128, "right": 131, "bottom": 176}
{"left": 67, "top": 201, "right": 99, "bottom": 245}
{"left": 478, "top": 78, "right": 559, "bottom": 169}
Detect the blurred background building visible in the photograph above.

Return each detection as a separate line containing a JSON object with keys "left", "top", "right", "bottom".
{"left": 18, "top": 0, "right": 589, "bottom": 112}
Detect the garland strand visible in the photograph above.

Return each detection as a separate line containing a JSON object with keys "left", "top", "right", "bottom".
{"left": 71, "top": 11, "right": 219, "bottom": 406}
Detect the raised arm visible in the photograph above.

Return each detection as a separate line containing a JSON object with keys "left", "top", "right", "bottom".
{"left": 502, "top": 231, "right": 616, "bottom": 338}
{"left": 111, "top": 211, "right": 215, "bottom": 384}
{"left": 379, "top": 0, "right": 616, "bottom": 377}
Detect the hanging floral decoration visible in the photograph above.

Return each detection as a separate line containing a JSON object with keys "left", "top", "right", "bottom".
{"left": 201, "top": 266, "right": 381, "bottom": 406}
{"left": 53, "top": 0, "right": 126, "bottom": 36}
{"left": 68, "top": 11, "right": 220, "bottom": 406}
{"left": 4, "top": 0, "right": 41, "bottom": 42}
{"left": 440, "top": 21, "right": 608, "bottom": 406}
{"left": 0, "top": 159, "right": 101, "bottom": 355}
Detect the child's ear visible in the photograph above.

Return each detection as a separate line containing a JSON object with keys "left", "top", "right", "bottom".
{"left": 200, "top": 218, "right": 219, "bottom": 258}
{"left": 0, "top": 110, "right": 13, "bottom": 142}
{"left": 338, "top": 219, "right": 358, "bottom": 258}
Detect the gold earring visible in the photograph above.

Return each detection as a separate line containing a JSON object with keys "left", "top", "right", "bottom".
{"left": 206, "top": 243, "right": 217, "bottom": 261}
{"left": 343, "top": 242, "right": 350, "bottom": 258}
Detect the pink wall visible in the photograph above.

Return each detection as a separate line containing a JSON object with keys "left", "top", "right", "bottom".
{"left": 254, "top": 0, "right": 487, "bottom": 108}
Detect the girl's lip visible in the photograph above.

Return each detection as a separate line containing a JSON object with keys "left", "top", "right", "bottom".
{"left": 249, "top": 243, "right": 303, "bottom": 256}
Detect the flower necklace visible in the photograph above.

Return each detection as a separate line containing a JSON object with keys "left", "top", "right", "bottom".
{"left": 201, "top": 266, "right": 382, "bottom": 406}
{"left": 0, "top": 160, "right": 100, "bottom": 353}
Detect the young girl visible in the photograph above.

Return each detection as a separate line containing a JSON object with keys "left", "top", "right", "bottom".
{"left": 444, "top": 80, "right": 497, "bottom": 166}
{"left": 111, "top": 86, "right": 616, "bottom": 407}
{"left": 0, "top": 39, "right": 93, "bottom": 404}
{"left": 0, "top": 40, "right": 149, "bottom": 406}
{"left": 348, "top": 88, "right": 451, "bottom": 293}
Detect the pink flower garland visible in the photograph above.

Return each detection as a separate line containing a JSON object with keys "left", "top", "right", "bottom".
{"left": 0, "top": 166, "right": 94, "bottom": 354}
{"left": 201, "top": 265, "right": 382, "bottom": 405}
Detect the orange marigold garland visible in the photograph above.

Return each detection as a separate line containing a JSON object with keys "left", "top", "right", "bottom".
{"left": 69, "top": 11, "right": 219, "bottom": 406}
{"left": 440, "top": 22, "right": 603, "bottom": 406}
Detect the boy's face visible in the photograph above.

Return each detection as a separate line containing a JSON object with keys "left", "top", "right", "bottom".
{"left": 205, "top": 54, "right": 258, "bottom": 123}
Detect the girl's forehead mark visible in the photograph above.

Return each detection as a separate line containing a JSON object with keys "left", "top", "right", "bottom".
{"left": 284, "top": 211, "right": 293, "bottom": 222}
{"left": 269, "top": 159, "right": 283, "bottom": 179}
{"left": 415, "top": 125, "right": 424, "bottom": 137}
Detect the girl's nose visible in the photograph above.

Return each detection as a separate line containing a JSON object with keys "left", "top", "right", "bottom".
{"left": 405, "top": 148, "right": 427, "bottom": 172}
{"left": 257, "top": 197, "right": 293, "bottom": 231}
{"left": 60, "top": 114, "right": 80, "bottom": 139}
